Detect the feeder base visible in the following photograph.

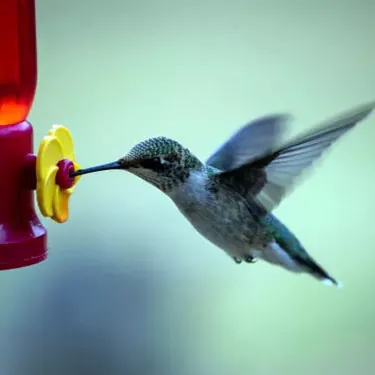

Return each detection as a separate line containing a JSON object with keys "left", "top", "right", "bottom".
{"left": 0, "top": 121, "right": 48, "bottom": 270}
{"left": 0, "top": 230, "right": 47, "bottom": 270}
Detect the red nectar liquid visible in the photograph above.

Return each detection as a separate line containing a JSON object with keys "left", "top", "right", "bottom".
{"left": 0, "top": 0, "right": 37, "bottom": 126}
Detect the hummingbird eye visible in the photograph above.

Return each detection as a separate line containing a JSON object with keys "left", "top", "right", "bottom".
{"left": 162, "top": 154, "right": 178, "bottom": 164}
{"left": 139, "top": 157, "right": 163, "bottom": 170}
{"left": 139, "top": 154, "right": 177, "bottom": 170}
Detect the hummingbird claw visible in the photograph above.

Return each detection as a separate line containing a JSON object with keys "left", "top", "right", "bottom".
{"left": 233, "top": 257, "right": 242, "bottom": 264}
{"left": 245, "top": 255, "right": 257, "bottom": 263}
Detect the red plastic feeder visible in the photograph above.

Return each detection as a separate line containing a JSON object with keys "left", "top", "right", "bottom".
{"left": 0, "top": 0, "right": 47, "bottom": 270}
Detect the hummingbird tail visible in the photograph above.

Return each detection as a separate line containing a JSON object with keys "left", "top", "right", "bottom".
{"left": 293, "top": 251, "right": 342, "bottom": 288}
{"left": 263, "top": 214, "right": 342, "bottom": 287}
{"left": 264, "top": 241, "right": 342, "bottom": 287}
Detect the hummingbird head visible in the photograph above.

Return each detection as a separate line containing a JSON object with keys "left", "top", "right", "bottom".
{"left": 71, "top": 137, "right": 204, "bottom": 192}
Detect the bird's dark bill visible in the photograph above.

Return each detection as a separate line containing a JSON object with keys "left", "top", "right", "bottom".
{"left": 70, "top": 161, "right": 122, "bottom": 177}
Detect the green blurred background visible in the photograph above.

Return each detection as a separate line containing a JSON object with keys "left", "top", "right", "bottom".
{"left": 1, "top": 0, "right": 375, "bottom": 374}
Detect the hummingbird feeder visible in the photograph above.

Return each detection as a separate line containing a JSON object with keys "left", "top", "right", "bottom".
{"left": 0, "top": 0, "right": 81, "bottom": 270}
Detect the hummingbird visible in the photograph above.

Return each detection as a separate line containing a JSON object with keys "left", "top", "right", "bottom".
{"left": 71, "top": 102, "right": 375, "bottom": 287}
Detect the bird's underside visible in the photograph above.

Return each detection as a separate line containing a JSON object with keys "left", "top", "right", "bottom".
{"left": 71, "top": 100, "right": 375, "bottom": 287}
{"left": 180, "top": 101, "right": 375, "bottom": 285}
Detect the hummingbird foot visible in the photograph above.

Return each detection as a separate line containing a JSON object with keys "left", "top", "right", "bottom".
{"left": 233, "top": 257, "right": 242, "bottom": 264}
{"left": 245, "top": 255, "right": 257, "bottom": 264}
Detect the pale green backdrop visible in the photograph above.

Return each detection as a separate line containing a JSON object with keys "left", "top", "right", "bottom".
{"left": 1, "top": 0, "right": 375, "bottom": 374}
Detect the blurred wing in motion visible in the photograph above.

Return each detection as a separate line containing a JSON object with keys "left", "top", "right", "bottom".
{"left": 206, "top": 114, "right": 291, "bottom": 171}
{"left": 215, "top": 101, "right": 375, "bottom": 213}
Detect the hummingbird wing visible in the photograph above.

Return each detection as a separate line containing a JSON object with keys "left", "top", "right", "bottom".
{"left": 206, "top": 114, "right": 291, "bottom": 170}
{"left": 214, "top": 101, "right": 375, "bottom": 213}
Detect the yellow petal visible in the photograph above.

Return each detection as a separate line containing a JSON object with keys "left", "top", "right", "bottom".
{"left": 52, "top": 186, "right": 70, "bottom": 223}
{"left": 36, "top": 136, "right": 64, "bottom": 180}
{"left": 36, "top": 166, "right": 58, "bottom": 217}
{"left": 49, "top": 125, "right": 75, "bottom": 162}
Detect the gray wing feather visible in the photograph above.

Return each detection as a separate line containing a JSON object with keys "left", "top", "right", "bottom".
{"left": 216, "top": 101, "right": 375, "bottom": 213}
{"left": 206, "top": 114, "right": 291, "bottom": 170}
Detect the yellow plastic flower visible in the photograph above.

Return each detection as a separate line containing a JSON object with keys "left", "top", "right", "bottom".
{"left": 36, "top": 125, "right": 80, "bottom": 223}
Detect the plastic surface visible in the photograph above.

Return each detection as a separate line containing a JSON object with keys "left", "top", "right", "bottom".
{"left": 0, "top": 0, "right": 80, "bottom": 269}
{"left": 0, "top": 121, "right": 47, "bottom": 270}
{"left": 0, "top": 0, "right": 48, "bottom": 269}
{"left": 0, "top": 0, "right": 37, "bottom": 126}
{"left": 36, "top": 125, "right": 81, "bottom": 223}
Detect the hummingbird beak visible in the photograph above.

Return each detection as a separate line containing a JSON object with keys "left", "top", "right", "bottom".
{"left": 70, "top": 161, "right": 123, "bottom": 178}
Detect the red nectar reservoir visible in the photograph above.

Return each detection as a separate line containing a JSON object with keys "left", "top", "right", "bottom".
{"left": 0, "top": 0, "right": 47, "bottom": 270}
